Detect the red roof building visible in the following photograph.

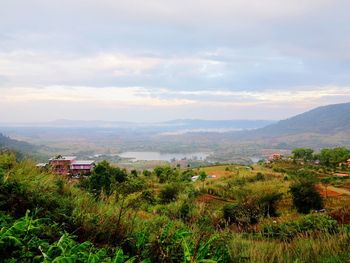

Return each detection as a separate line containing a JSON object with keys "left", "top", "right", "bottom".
{"left": 268, "top": 153, "right": 282, "bottom": 161}
{"left": 48, "top": 156, "right": 95, "bottom": 176}
{"left": 70, "top": 160, "right": 95, "bottom": 176}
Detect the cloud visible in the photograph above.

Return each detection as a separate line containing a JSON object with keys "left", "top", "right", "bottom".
{"left": 2, "top": 85, "right": 349, "bottom": 106}
{"left": 0, "top": 86, "right": 195, "bottom": 107}
{"left": 0, "top": 1, "right": 350, "bottom": 121}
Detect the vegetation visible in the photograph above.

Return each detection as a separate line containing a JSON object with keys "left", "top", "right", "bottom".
{"left": 290, "top": 179, "right": 324, "bottom": 214}
{"left": 0, "top": 148, "right": 350, "bottom": 262}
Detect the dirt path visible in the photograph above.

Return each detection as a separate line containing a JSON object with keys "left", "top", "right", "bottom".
{"left": 327, "top": 186, "right": 350, "bottom": 196}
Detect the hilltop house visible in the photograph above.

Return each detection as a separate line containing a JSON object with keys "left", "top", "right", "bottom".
{"left": 268, "top": 153, "right": 282, "bottom": 162}
{"left": 48, "top": 155, "right": 95, "bottom": 176}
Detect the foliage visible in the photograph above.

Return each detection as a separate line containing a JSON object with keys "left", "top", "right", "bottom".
{"left": 261, "top": 214, "right": 338, "bottom": 240}
{"left": 87, "top": 160, "right": 128, "bottom": 196}
{"left": 316, "top": 147, "right": 350, "bottom": 167}
{"left": 0, "top": 150, "right": 350, "bottom": 262}
{"left": 159, "top": 184, "right": 179, "bottom": 204}
{"left": 255, "top": 172, "right": 265, "bottom": 181}
{"left": 222, "top": 203, "right": 261, "bottom": 227}
{"left": 0, "top": 211, "right": 136, "bottom": 262}
{"left": 289, "top": 179, "right": 324, "bottom": 214}
{"left": 292, "top": 148, "right": 314, "bottom": 162}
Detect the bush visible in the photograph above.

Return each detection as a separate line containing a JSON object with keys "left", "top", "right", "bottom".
{"left": 0, "top": 211, "right": 135, "bottom": 262}
{"left": 159, "top": 184, "right": 179, "bottom": 204}
{"left": 255, "top": 172, "right": 265, "bottom": 181}
{"left": 289, "top": 180, "right": 323, "bottom": 214}
{"left": 261, "top": 214, "right": 338, "bottom": 240}
{"left": 257, "top": 192, "right": 283, "bottom": 217}
{"left": 223, "top": 203, "right": 260, "bottom": 226}
{"left": 329, "top": 205, "right": 350, "bottom": 224}
{"left": 179, "top": 202, "right": 191, "bottom": 220}
{"left": 141, "top": 189, "right": 156, "bottom": 204}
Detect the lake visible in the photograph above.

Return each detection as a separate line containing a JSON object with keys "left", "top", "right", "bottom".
{"left": 118, "top": 151, "right": 210, "bottom": 162}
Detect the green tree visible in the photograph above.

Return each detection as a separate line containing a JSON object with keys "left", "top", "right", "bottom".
{"left": 199, "top": 171, "right": 207, "bottom": 188}
{"left": 317, "top": 147, "right": 350, "bottom": 167}
{"left": 289, "top": 180, "right": 323, "bottom": 214}
{"left": 292, "top": 148, "right": 314, "bottom": 162}
{"left": 88, "top": 161, "right": 127, "bottom": 197}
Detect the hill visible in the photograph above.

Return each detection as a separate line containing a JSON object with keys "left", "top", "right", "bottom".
{"left": 0, "top": 133, "right": 38, "bottom": 153}
{"left": 250, "top": 102, "right": 350, "bottom": 137}
{"left": 226, "top": 102, "right": 350, "bottom": 149}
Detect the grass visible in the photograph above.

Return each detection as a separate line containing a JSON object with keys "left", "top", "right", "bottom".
{"left": 1, "top": 152, "right": 350, "bottom": 262}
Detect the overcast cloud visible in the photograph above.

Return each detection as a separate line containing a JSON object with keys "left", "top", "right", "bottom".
{"left": 1, "top": 0, "right": 350, "bottom": 122}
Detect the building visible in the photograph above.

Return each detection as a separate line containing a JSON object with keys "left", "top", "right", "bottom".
{"left": 268, "top": 153, "right": 282, "bottom": 161}
{"left": 347, "top": 159, "right": 350, "bottom": 166}
{"left": 48, "top": 155, "right": 95, "bottom": 176}
{"left": 36, "top": 163, "right": 48, "bottom": 168}
{"left": 70, "top": 160, "right": 95, "bottom": 176}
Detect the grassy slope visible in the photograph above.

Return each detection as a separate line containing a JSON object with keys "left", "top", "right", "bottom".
{"left": 1, "top": 155, "right": 350, "bottom": 262}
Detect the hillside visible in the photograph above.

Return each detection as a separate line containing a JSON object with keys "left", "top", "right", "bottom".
{"left": 249, "top": 102, "right": 350, "bottom": 137}
{"left": 0, "top": 150, "right": 349, "bottom": 262}
{"left": 0, "top": 133, "right": 38, "bottom": 153}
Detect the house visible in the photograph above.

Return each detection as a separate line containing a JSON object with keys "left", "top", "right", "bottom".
{"left": 70, "top": 160, "right": 95, "bottom": 176}
{"left": 48, "top": 155, "right": 95, "bottom": 176}
{"left": 347, "top": 159, "right": 350, "bottom": 166}
{"left": 268, "top": 153, "right": 282, "bottom": 161}
{"left": 49, "top": 156, "right": 76, "bottom": 175}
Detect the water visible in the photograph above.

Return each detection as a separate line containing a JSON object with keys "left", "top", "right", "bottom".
{"left": 118, "top": 151, "right": 210, "bottom": 162}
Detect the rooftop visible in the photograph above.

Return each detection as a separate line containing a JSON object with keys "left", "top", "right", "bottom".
{"left": 49, "top": 155, "right": 77, "bottom": 161}
{"left": 71, "top": 160, "right": 95, "bottom": 165}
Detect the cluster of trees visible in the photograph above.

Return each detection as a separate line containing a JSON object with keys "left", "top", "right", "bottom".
{"left": 292, "top": 147, "right": 350, "bottom": 167}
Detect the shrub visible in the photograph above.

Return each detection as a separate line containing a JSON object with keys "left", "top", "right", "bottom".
{"left": 289, "top": 180, "right": 323, "bottom": 214}
{"left": 142, "top": 170, "right": 152, "bottom": 177}
{"left": 159, "top": 184, "right": 179, "bottom": 204}
{"left": 223, "top": 203, "right": 260, "bottom": 226}
{"left": 329, "top": 205, "right": 350, "bottom": 224}
{"left": 255, "top": 172, "right": 265, "bottom": 181}
{"left": 179, "top": 202, "right": 191, "bottom": 220}
{"left": 0, "top": 211, "right": 136, "bottom": 262}
{"left": 257, "top": 192, "right": 283, "bottom": 217}
{"left": 261, "top": 214, "right": 338, "bottom": 240}
{"left": 140, "top": 189, "right": 156, "bottom": 204}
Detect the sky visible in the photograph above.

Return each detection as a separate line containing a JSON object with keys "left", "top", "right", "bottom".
{"left": 1, "top": 0, "right": 350, "bottom": 122}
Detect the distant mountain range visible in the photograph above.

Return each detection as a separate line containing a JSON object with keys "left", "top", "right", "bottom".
{"left": 0, "top": 119, "right": 275, "bottom": 131}
{"left": 1, "top": 102, "right": 350, "bottom": 155}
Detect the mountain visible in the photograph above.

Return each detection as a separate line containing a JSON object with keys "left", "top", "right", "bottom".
{"left": 0, "top": 119, "right": 275, "bottom": 132}
{"left": 160, "top": 119, "right": 274, "bottom": 130}
{"left": 249, "top": 102, "right": 350, "bottom": 137}
{"left": 0, "top": 133, "right": 38, "bottom": 153}
{"left": 225, "top": 102, "right": 350, "bottom": 149}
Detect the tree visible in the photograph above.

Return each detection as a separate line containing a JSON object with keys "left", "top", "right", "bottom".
{"left": 292, "top": 148, "right": 314, "bottom": 162}
{"left": 317, "top": 147, "right": 350, "bottom": 167}
{"left": 321, "top": 177, "right": 332, "bottom": 199}
{"left": 199, "top": 171, "right": 207, "bottom": 188}
{"left": 88, "top": 161, "right": 128, "bottom": 197}
{"left": 153, "top": 166, "right": 178, "bottom": 183}
{"left": 289, "top": 180, "right": 323, "bottom": 214}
